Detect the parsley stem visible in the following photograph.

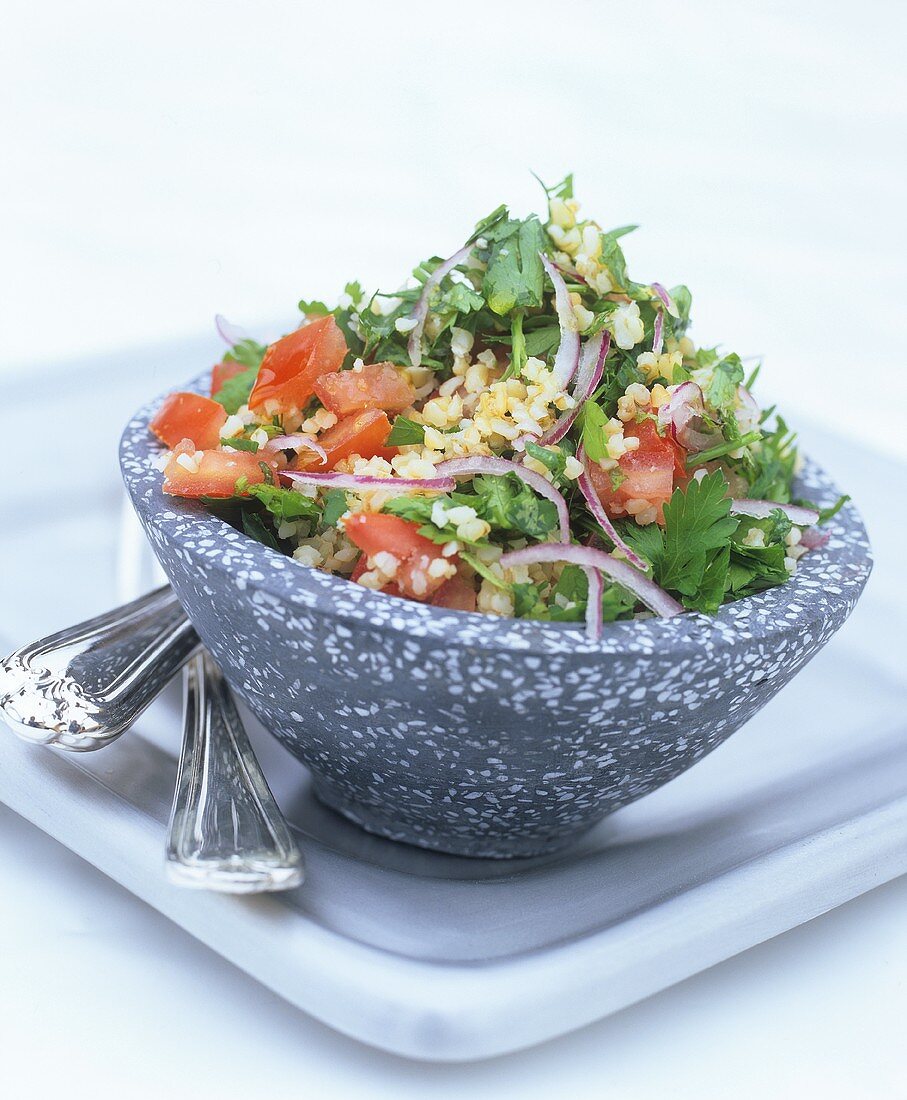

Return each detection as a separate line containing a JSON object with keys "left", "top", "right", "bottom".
{"left": 502, "top": 311, "right": 526, "bottom": 381}
{"left": 686, "top": 431, "right": 761, "bottom": 467}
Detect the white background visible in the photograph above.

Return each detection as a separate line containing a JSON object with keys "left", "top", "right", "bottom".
{"left": 1, "top": 1, "right": 906, "bottom": 1097}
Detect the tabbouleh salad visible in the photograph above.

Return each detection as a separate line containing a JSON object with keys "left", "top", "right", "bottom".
{"left": 149, "top": 175, "right": 846, "bottom": 639}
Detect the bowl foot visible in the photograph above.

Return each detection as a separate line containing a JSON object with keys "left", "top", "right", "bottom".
{"left": 311, "top": 777, "right": 598, "bottom": 860}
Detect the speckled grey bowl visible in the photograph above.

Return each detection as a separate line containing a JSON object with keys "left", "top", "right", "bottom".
{"left": 121, "top": 376, "right": 872, "bottom": 858}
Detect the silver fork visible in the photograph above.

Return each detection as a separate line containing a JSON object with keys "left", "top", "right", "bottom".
{"left": 0, "top": 587, "right": 304, "bottom": 892}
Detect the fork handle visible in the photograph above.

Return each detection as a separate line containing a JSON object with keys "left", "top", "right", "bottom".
{"left": 0, "top": 586, "right": 200, "bottom": 751}
{"left": 166, "top": 653, "right": 304, "bottom": 892}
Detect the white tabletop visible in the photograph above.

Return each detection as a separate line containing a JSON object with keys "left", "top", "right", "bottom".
{"left": 1, "top": 1, "right": 905, "bottom": 1095}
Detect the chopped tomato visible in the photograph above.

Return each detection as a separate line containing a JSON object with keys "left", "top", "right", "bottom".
{"left": 248, "top": 316, "right": 347, "bottom": 414}
{"left": 162, "top": 439, "right": 284, "bottom": 499}
{"left": 588, "top": 417, "right": 685, "bottom": 522}
{"left": 430, "top": 572, "right": 477, "bottom": 612}
{"left": 299, "top": 408, "right": 394, "bottom": 469}
{"left": 151, "top": 393, "right": 227, "bottom": 450}
{"left": 344, "top": 513, "right": 450, "bottom": 601}
{"left": 313, "top": 362, "right": 415, "bottom": 417}
{"left": 210, "top": 360, "right": 248, "bottom": 397}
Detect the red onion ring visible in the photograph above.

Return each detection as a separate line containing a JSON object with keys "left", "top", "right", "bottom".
{"left": 407, "top": 244, "right": 472, "bottom": 368}
{"left": 799, "top": 526, "right": 831, "bottom": 550}
{"left": 657, "top": 381, "right": 722, "bottom": 453}
{"left": 265, "top": 434, "right": 328, "bottom": 465}
{"left": 582, "top": 566, "right": 604, "bottom": 640}
{"left": 214, "top": 314, "right": 248, "bottom": 347}
{"left": 500, "top": 544, "right": 684, "bottom": 629}
{"left": 653, "top": 310, "right": 664, "bottom": 355}
{"left": 539, "top": 331, "right": 609, "bottom": 446}
{"left": 283, "top": 471, "right": 456, "bottom": 493}
{"left": 540, "top": 253, "right": 581, "bottom": 389}
{"left": 729, "top": 499, "right": 820, "bottom": 525}
{"left": 434, "top": 456, "right": 570, "bottom": 542}
{"left": 650, "top": 282, "right": 677, "bottom": 316}
{"left": 575, "top": 445, "right": 647, "bottom": 571}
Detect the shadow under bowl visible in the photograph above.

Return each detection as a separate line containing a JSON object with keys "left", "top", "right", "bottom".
{"left": 120, "top": 377, "right": 872, "bottom": 858}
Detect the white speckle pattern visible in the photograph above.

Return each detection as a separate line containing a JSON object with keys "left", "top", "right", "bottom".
{"left": 120, "top": 376, "right": 873, "bottom": 858}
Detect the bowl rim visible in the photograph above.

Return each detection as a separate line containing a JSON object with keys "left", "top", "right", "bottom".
{"left": 119, "top": 372, "right": 873, "bottom": 657}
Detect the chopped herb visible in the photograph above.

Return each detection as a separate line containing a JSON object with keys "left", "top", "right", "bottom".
{"left": 386, "top": 416, "right": 426, "bottom": 447}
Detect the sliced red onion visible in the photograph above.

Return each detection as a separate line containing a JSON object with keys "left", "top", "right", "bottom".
{"left": 434, "top": 456, "right": 570, "bottom": 542}
{"left": 653, "top": 309, "right": 664, "bottom": 355}
{"left": 553, "top": 260, "right": 587, "bottom": 285}
{"left": 265, "top": 434, "right": 327, "bottom": 465}
{"left": 575, "top": 445, "right": 647, "bottom": 571}
{"left": 650, "top": 282, "right": 677, "bottom": 316}
{"left": 657, "top": 381, "right": 722, "bottom": 453}
{"left": 729, "top": 499, "right": 820, "bottom": 525}
{"left": 500, "top": 544, "right": 684, "bottom": 624}
{"left": 800, "top": 526, "right": 831, "bottom": 550}
{"left": 214, "top": 314, "right": 248, "bottom": 347}
{"left": 283, "top": 471, "right": 456, "bottom": 493}
{"left": 540, "top": 253, "right": 581, "bottom": 389}
{"left": 407, "top": 244, "right": 472, "bottom": 368}
{"left": 582, "top": 566, "right": 604, "bottom": 640}
{"left": 539, "top": 331, "right": 609, "bottom": 446}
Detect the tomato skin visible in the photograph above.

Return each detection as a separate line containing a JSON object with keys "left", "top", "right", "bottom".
{"left": 210, "top": 360, "right": 248, "bottom": 397}
{"left": 151, "top": 393, "right": 227, "bottom": 450}
{"left": 430, "top": 572, "right": 477, "bottom": 612}
{"left": 344, "top": 513, "right": 450, "bottom": 601}
{"left": 313, "top": 362, "right": 415, "bottom": 417}
{"left": 588, "top": 418, "right": 685, "bottom": 522}
{"left": 299, "top": 408, "right": 394, "bottom": 469}
{"left": 248, "top": 316, "right": 347, "bottom": 414}
{"left": 162, "top": 439, "right": 284, "bottom": 498}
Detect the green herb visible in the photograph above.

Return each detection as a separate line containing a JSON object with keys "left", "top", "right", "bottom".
{"left": 481, "top": 216, "right": 546, "bottom": 316}
{"left": 686, "top": 431, "right": 761, "bottom": 467}
{"left": 524, "top": 441, "right": 567, "bottom": 480}
{"left": 460, "top": 551, "right": 509, "bottom": 590}
{"left": 321, "top": 488, "right": 348, "bottom": 527}
{"left": 816, "top": 494, "right": 850, "bottom": 524}
{"left": 706, "top": 354, "right": 745, "bottom": 411}
{"left": 469, "top": 474, "right": 559, "bottom": 540}
{"left": 580, "top": 401, "right": 609, "bottom": 464}
{"left": 213, "top": 365, "right": 258, "bottom": 414}
{"left": 222, "top": 435, "right": 259, "bottom": 453}
{"left": 246, "top": 483, "right": 320, "bottom": 524}
{"left": 241, "top": 509, "right": 280, "bottom": 550}
{"left": 386, "top": 416, "right": 426, "bottom": 447}
{"left": 747, "top": 416, "right": 798, "bottom": 501}
{"left": 297, "top": 298, "right": 331, "bottom": 317}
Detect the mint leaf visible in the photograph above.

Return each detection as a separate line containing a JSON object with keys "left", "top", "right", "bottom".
{"left": 386, "top": 416, "right": 426, "bottom": 447}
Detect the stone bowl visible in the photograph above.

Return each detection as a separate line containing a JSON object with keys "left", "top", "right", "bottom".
{"left": 120, "top": 376, "right": 872, "bottom": 858}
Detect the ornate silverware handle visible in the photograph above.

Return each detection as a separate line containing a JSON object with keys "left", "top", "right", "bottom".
{"left": 167, "top": 654, "right": 304, "bottom": 892}
{"left": 0, "top": 586, "right": 200, "bottom": 751}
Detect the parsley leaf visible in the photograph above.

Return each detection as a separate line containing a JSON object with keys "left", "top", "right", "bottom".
{"left": 321, "top": 488, "right": 349, "bottom": 527}
{"left": 221, "top": 435, "right": 259, "bottom": 453}
{"left": 482, "top": 216, "right": 546, "bottom": 316}
{"left": 580, "top": 401, "right": 609, "bottom": 463}
{"left": 241, "top": 509, "right": 280, "bottom": 550}
{"left": 524, "top": 441, "right": 567, "bottom": 480}
{"left": 246, "top": 483, "right": 320, "bottom": 524}
{"left": 706, "top": 353, "right": 744, "bottom": 411}
{"left": 658, "top": 472, "right": 738, "bottom": 595}
{"left": 213, "top": 365, "right": 258, "bottom": 414}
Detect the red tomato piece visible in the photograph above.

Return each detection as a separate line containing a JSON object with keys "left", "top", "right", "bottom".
{"left": 430, "top": 572, "right": 477, "bottom": 612}
{"left": 248, "top": 316, "right": 347, "bottom": 414}
{"left": 299, "top": 408, "right": 394, "bottom": 469}
{"left": 344, "top": 513, "right": 450, "bottom": 601}
{"left": 150, "top": 392, "right": 227, "bottom": 450}
{"left": 210, "top": 360, "right": 248, "bottom": 397}
{"left": 588, "top": 417, "right": 685, "bottom": 522}
{"left": 162, "top": 440, "right": 284, "bottom": 499}
{"left": 313, "top": 362, "right": 416, "bottom": 417}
